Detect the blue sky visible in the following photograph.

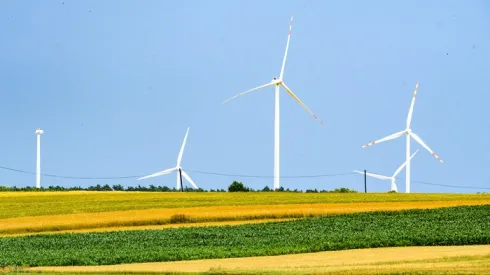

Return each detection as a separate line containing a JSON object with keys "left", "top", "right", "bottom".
{"left": 0, "top": 0, "right": 489, "bottom": 193}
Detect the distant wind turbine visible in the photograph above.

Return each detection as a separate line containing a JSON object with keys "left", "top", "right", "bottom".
{"left": 222, "top": 14, "right": 325, "bottom": 191}
{"left": 138, "top": 127, "right": 198, "bottom": 191}
{"left": 361, "top": 81, "right": 444, "bottom": 193}
{"left": 354, "top": 150, "right": 419, "bottom": 192}
{"left": 35, "top": 129, "right": 44, "bottom": 188}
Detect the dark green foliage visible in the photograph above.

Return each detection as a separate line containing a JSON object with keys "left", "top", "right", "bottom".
{"left": 0, "top": 184, "right": 355, "bottom": 193}
{"left": 262, "top": 186, "right": 272, "bottom": 192}
{"left": 1, "top": 205, "right": 489, "bottom": 267}
{"left": 227, "top": 181, "right": 249, "bottom": 192}
{"left": 329, "top": 187, "right": 358, "bottom": 193}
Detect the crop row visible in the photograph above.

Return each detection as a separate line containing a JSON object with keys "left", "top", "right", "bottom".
{"left": 2, "top": 191, "right": 490, "bottom": 219}
{"left": 1, "top": 204, "right": 489, "bottom": 267}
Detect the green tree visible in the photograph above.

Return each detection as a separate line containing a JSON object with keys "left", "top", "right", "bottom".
{"left": 228, "top": 181, "right": 249, "bottom": 192}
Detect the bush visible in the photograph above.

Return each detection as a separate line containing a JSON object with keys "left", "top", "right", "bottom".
{"left": 262, "top": 186, "right": 271, "bottom": 192}
{"left": 330, "top": 187, "right": 357, "bottom": 193}
{"left": 228, "top": 181, "right": 249, "bottom": 192}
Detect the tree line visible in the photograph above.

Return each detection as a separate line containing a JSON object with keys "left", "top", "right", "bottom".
{"left": 0, "top": 181, "right": 358, "bottom": 193}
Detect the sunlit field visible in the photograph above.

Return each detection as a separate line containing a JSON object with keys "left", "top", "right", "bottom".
{"left": 2, "top": 205, "right": 490, "bottom": 267}
{"left": 2, "top": 191, "right": 490, "bottom": 218}
{"left": 2, "top": 192, "right": 490, "bottom": 274}
{"left": 28, "top": 245, "right": 490, "bottom": 275}
{"left": 1, "top": 192, "right": 490, "bottom": 236}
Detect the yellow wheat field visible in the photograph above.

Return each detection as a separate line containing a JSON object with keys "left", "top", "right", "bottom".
{"left": 30, "top": 245, "right": 490, "bottom": 274}
{"left": 2, "top": 199, "right": 489, "bottom": 236}
{"left": 3, "top": 191, "right": 490, "bottom": 219}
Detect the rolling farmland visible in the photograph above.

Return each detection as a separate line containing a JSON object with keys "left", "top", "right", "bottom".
{"left": 1, "top": 205, "right": 490, "bottom": 267}
{"left": 2, "top": 192, "right": 490, "bottom": 274}
{"left": 2, "top": 192, "right": 490, "bottom": 236}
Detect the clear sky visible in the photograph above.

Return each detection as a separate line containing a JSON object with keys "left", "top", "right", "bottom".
{"left": 0, "top": 0, "right": 489, "bottom": 193}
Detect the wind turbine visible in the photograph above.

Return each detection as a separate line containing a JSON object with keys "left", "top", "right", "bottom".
{"left": 35, "top": 128, "right": 43, "bottom": 188}
{"left": 222, "top": 14, "right": 325, "bottom": 190}
{"left": 354, "top": 150, "right": 419, "bottom": 192}
{"left": 361, "top": 81, "right": 444, "bottom": 193}
{"left": 138, "top": 127, "right": 198, "bottom": 191}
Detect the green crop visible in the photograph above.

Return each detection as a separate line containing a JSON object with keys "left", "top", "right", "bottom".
{"left": 1, "top": 205, "right": 489, "bottom": 267}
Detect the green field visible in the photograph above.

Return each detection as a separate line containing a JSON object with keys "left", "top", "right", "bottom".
{"left": 2, "top": 204, "right": 489, "bottom": 267}
{"left": 2, "top": 191, "right": 490, "bottom": 219}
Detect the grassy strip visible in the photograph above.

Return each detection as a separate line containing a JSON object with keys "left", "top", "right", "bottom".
{"left": 1, "top": 205, "right": 490, "bottom": 267}
{"left": 2, "top": 201, "right": 489, "bottom": 236}
{"left": 2, "top": 191, "right": 490, "bottom": 219}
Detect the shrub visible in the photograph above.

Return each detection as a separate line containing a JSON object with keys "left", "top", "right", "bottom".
{"left": 228, "top": 181, "right": 249, "bottom": 192}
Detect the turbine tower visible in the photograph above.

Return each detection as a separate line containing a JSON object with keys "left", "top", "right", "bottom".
{"left": 361, "top": 81, "right": 444, "bottom": 193}
{"left": 354, "top": 150, "right": 419, "bottom": 192}
{"left": 138, "top": 127, "right": 198, "bottom": 190}
{"left": 35, "top": 128, "right": 44, "bottom": 188}
{"left": 222, "top": 14, "right": 325, "bottom": 190}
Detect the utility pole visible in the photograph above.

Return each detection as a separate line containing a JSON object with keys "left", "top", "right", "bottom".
{"left": 364, "top": 169, "right": 367, "bottom": 193}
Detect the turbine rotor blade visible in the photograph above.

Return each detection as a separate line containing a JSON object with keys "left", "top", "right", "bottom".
{"left": 177, "top": 127, "right": 190, "bottom": 167}
{"left": 138, "top": 167, "right": 177, "bottom": 180}
{"left": 222, "top": 82, "right": 276, "bottom": 104}
{"left": 279, "top": 14, "right": 293, "bottom": 80}
{"left": 280, "top": 82, "right": 325, "bottom": 126}
{"left": 410, "top": 132, "right": 444, "bottom": 164}
{"left": 406, "top": 80, "right": 419, "bottom": 128}
{"left": 361, "top": 130, "right": 406, "bottom": 149}
{"left": 353, "top": 170, "right": 391, "bottom": 180}
{"left": 392, "top": 149, "right": 420, "bottom": 178}
{"left": 181, "top": 170, "right": 198, "bottom": 189}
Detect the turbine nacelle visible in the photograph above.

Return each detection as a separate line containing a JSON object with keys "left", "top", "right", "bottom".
{"left": 271, "top": 77, "right": 282, "bottom": 85}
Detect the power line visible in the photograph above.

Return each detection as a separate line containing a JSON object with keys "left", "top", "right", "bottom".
{"left": 411, "top": 180, "right": 490, "bottom": 190}
{"left": 185, "top": 169, "right": 355, "bottom": 179}
{"left": 0, "top": 166, "right": 141, "bottom": 180}
{"left": 0, "top": 165, "right": 353, "bottom": 180}
{"left": 0, "top": 165, "right": 488, "bottom": 190}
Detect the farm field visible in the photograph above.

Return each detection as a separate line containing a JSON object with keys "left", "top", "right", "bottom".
{"left": 2, "top": 192, "right": 490, "bottom": 236}
{"left": 1, "top": 205, "right": 489, "bottom": 267}
{"left": 28, "top": 245, "right": 490, "bottom": 274}
{"left": 2, "top": 191, "right": 490, "bottom": 219}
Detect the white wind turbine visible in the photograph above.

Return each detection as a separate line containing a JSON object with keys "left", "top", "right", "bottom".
{"left": 361, "top": 81, "right": 444, "bottom": 193}
{"left": 222, "top": 14, "right": 325, "bottom": 190}
{"left": 138, "top": 127, "right": 198, "bottom": 191}
{"left": 35, "top": 128, "right": 44, "bottom": 188}
{"left": 354, "top": 150, "right": 419, "bottom": 192}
